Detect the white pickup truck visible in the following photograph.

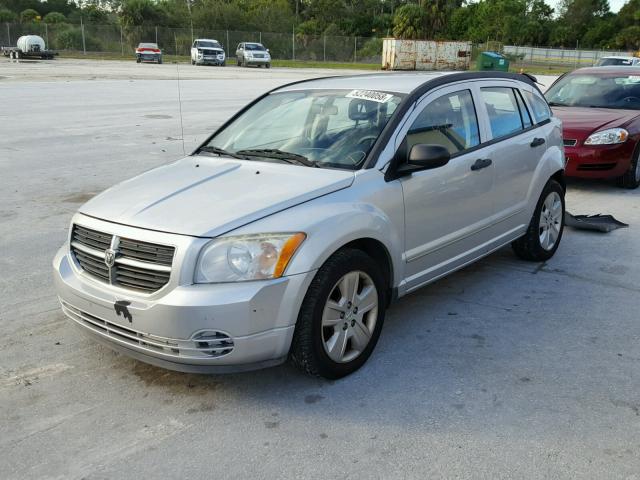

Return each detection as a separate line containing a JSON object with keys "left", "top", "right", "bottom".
{"left": 190, "top": 38, "right": 225, "bottom": 66}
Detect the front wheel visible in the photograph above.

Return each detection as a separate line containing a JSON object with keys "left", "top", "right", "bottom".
{"left": 265, "top": 63, "right": 271, "bottom": 69}
{"left": 512, "top": 179, "right": 565, "bottom": 262}
{"left": 616, "top": 146, "right": 640, "bottom": 189}
{"left": 290, "top": 248, "right": 386, "bottom": 379}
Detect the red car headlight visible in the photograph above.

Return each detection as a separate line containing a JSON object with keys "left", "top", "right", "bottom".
{"left": 584, "top": 128, "right": 629, "bottom": 145}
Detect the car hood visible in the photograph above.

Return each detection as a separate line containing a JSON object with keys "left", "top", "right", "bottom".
{"left": 552, "top": 106, "right": 639, "bottom": 139}
{"left": 79, "top": 156, "right": 354, "bottom": 237}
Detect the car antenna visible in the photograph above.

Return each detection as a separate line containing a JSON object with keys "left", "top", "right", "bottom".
{"left": 176, "top": 61, "right": 186, "bottom": 156}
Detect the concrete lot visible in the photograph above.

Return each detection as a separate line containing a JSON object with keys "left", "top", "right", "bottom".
{"left": 1, "top": 59, "right": 639, "bottom": 479}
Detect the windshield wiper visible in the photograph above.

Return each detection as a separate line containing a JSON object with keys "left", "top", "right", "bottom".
{"left": 547, "top": 101, "right": 568, "bottom": 107}
{"left": 198, "top": 145, "right": 247, "bottom": 160}
{"left": 234, "top": 149, "right": 318, "bottom": 167}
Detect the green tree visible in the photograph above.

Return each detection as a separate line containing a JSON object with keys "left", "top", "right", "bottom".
{"left": 0, "top": 7, "right": 17, "bottom": 21}
{"left": 43, "top": 11, "right": 66, "bottom": 23}
{"left": 118, "top": 0, "right": 168, "bottom": 28}
{"left": 20, "top": 7, "right": 39, "bottom": 21}
{"left": 392, "top": 3, "right": 425, "bottom": 39}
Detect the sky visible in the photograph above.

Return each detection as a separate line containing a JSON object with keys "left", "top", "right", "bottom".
{"left": 547, "top": 0, "right": 626, "bottom": 12}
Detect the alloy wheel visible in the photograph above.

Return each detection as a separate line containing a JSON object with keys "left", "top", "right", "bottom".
{"left": 321, "top": 271, "right": 378, "bottom": 363}
{"left": 539, "top": 191, "right": 562, "bottom": 251}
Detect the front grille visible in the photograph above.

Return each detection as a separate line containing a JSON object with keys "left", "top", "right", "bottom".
{"left": 563, "top": 139, "right": 577, "bottom": 147}
{"left": 70, "top": 224, "right": 175, "bottom": 293}
{"left": 61, "top": 300, "right": 234, "bottom": 359}
{"left": 253, "top": 53, "right": 264, "bottom": 58}
{"left": 576, "top": 163, "right": 617, "bottom": 171}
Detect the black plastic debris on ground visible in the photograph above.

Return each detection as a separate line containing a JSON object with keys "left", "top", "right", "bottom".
{"left": 565, "top": 212, "right": 629, "bottom": 233}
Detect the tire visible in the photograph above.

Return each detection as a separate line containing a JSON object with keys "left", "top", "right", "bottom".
{"left": 616, "top": 145, "right": 640, "bottom": 189}
{"left": 290, "top": 248, "right": 387, "bottom": 379}
{"left": 236, "top": 57, "right": 241, "bottom": 66}
{"left": 157, "top": 58, "right": 162, "bottom": 64}
{"left": 512, "top": 179, "right": 565, "bottom": 262}
{"left": 136, "top": 58, "right": 141, "bottom": 63}
{"left": 266, "top": 63, "right": 271, "bottom": 69}
{"left": 221, "top": 61, "right": 225, "bottom": 66}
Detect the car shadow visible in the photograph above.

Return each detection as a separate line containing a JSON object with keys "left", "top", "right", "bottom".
{"left": 105, "top": 240, "right": 612, "bottom": 431}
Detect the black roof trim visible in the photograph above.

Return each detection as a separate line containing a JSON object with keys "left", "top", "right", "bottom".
{"left": 362, "top": 71, "right": 542, "bottom": 170}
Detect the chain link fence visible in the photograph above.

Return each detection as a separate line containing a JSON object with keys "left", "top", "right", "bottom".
{"left": 2, "top": 22, "right": 383, "bottom": 64}
{"left": 504, "top": 45, "right": 634, "bottom": 68}
{"left": 5, "top": 22, "right": 635, "bottom": 70}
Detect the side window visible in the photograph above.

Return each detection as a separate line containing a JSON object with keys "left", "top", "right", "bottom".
{"left": 406, "top": 90, "right": 480, "bottom": 155}
{"left": 480, "top": 87, "right": 524, "bottom": 139}
{"left": 522, "top": 89, "right": 551, "bottom": 124}
{"left": 515, "top": 89, "right": 533, "bottom": 128}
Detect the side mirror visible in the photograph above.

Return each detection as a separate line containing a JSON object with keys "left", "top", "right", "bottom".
{"left": 396, "top": 144, "right": 450, "bottom": 176}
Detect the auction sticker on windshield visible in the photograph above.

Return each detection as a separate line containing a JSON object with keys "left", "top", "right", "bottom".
{"left": 346, "top": 89, "right": 394, "bottom": 103}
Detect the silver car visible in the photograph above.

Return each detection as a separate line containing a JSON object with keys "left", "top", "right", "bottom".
{"left": 236, "top": 42, "right": 271, "bottom": 68}
{"left": 53, "top": 72, "right": 565, "bottom": 378}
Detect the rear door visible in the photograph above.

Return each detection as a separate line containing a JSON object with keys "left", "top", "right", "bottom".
{"left": 475, "top": 81, "right": 545, "bottom": 229}
{"left": 397, "top": 84, "right": 496, "bottom": 291}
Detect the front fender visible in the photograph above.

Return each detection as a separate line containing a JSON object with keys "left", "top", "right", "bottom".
{"left": 226, "top": 172, "right": 405, "bottom": 288}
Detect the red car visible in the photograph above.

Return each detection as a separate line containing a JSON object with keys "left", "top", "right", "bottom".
{"left": 545, "top": 66, "right": 640, "bottom": 189}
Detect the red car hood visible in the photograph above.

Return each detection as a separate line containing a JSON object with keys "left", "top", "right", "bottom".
{"left": 552, "top": 106, "right": 639, "bottom": 141}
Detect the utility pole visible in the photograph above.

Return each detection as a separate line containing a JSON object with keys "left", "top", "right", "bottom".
{"left": 80, "top": 17, "right": 86, "bottom": 55}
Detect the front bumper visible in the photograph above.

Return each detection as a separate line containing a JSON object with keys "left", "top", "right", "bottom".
{"left": 244, "top": 57, "right": 270, "bottom": 65}
{"left": 53, "top": 242, "right": 315, "bottom": 373}
{"left": 137, "top": 54, "right": 161, "bottom": 62}
{"left": 196, "top": 55, "right": 225, "bottom": 65}
{"left": 564, "top": 142, "right": 633, "bottom": 179}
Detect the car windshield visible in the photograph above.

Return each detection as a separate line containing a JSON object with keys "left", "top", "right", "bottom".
{"left": 202, "top": 89, "right": 404, "bottom": 170}
{"left": 139, "top": 43, "right": 158, "bottom": 49}
{"left": 245, "top": 43, "right": 266, "bottom": 51}
{"left": 545, "top": 73, "right": 640, "bottom": 110}
{"left": 596, "top": 58, "right": 635, "bottom": 66}
{"left": 197, "top": 41, "right": 221, "bottom": 49}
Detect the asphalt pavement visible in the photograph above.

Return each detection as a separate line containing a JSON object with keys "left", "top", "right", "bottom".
{"left": 1, "top": 59, "right": 638, "bottom": 479}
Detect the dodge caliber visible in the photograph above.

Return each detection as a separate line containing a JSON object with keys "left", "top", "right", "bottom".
{"left": 53, "top": 72, "right": 566, "bottom": 378}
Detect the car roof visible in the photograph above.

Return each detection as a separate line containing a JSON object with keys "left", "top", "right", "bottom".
{"left": 195, "top": 38, "right": 219, "bottom": 42}
{"left": 276, "top": 71, "right": 535, "bottom": 95}
{"left": 600, "top": 56, "right": 636, "bottom": 60}
{"left": 570, "top": 66, "right": 640, "bottom": 75}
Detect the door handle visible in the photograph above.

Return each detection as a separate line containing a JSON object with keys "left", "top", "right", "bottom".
{"left": 470, "top": 158, "right": 492, "bottom": 171}
{"left": 530, "top": 137, "right": 545, "bottom": 147}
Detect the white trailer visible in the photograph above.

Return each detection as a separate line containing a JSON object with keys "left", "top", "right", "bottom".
{"left": 2, "top": 35, "right": 56, "bottom": 59}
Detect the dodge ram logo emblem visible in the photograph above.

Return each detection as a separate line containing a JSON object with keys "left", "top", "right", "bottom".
{"left": 104, "top": 248, "right": 117, "bottom": 268}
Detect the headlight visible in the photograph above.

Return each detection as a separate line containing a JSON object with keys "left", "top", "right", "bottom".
{"left": 584, "top": 128, "right": 628, "bottom": 145}
{"left": 195, "top": 233, "right": 306, "bottom": 283}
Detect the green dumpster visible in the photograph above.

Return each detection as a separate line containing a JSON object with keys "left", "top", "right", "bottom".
{"left": 476, "top": 51, "right": 509, "bottom": 71}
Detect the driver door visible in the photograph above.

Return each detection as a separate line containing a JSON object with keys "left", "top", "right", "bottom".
{"left": 396, "top": 84, "right": 496, "bottom": 292}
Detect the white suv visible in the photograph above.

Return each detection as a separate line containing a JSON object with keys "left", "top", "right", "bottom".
{"left": 191, "top": 39, "right": 225, "bottom": 66}
{"left": 53, "top": 72, "right": 565, "bottom": 378}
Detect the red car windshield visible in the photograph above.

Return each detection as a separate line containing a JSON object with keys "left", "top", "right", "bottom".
{"left": 545, "top": 73, "right": 640, "bottom": 110}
